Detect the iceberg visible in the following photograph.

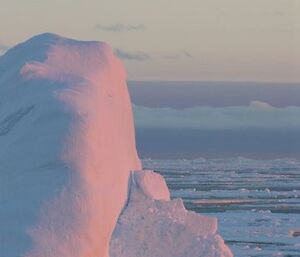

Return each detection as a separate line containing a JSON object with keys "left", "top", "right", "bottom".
{"left": 0, "top": 33, "right": 232, "bottom": 257}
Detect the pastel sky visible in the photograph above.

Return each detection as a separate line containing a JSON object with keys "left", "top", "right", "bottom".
{"left": 0, "top": 0, "right": 299, "bottom": 82}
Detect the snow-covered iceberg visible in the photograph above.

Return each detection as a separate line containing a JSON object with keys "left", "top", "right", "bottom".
{"left": 0, "top": 33, "right": 232, "bottom": 257}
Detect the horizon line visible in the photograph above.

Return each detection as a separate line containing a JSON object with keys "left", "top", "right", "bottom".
{"left": 127, "top": 79, "right": 300, "bottom": 85}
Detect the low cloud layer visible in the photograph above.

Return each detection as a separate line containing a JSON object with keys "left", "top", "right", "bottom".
{"left": 133, "top": 101, "right": 300, "bottom": 130}
{"left": 95, "top": 23, "right": 146, "bottom": 32}
{"left": 115, "top": 49, "right": 193, "bottom": 61}
{"left": 114, "top": 48, "right": 151, "bottom": 61}
{"left": 160, "top": 51, "right": 193, "bottom": 60}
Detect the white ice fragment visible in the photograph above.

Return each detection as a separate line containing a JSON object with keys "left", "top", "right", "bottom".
{"left": 110, "top": 170, "right": 233, "bottom": 257}
{"left": 289, "top": 229, "right": 300, "bottom": 237}
{"left": 134, "top": 169, "right": 170, "bottom": 200}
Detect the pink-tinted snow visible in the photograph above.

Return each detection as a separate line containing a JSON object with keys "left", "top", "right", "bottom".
{"left": 23, "top": 34, "right": 141, "bottom": 257}
{"left": 0, "top": 33, "right": 141, "bottom": 257}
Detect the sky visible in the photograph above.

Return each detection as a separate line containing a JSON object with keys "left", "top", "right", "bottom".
{"left": 0, "top": 0, "right": 299, "bottom": 82}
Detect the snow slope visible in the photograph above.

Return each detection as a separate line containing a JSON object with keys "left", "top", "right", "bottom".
{"left": 0, "top": 33, "right": 141, "bottom": 257}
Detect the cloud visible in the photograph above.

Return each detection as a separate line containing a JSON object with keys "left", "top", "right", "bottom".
{"left": 114, "top": 48, "right": 152, "bottom": 61}
{"left": 133, "top": 101, "right": 300, "bottom": 130}
{"left": 160, "top": 51, "right": 193, "bottom": 60}
{"left": 95, "top": 23, "right": 147, "bottom": 32}
{"left": 182, "top": 51, "right": 193, "bottom": 58}
{"left": 114, "top": 49, "right": 192, "bottom": 61}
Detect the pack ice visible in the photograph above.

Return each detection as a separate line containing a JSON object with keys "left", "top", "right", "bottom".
{"left": 0, "top": 33, "right": 232, "bottom": 257}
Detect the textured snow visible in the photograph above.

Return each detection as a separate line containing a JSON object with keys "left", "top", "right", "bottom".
{"left": 110, "top": 170, "right": 233, "bottom": 257}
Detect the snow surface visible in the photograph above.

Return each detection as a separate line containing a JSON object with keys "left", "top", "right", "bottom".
{"left": 0, "top": 33, "right": 231, "bottom": 257}
{"left": 110, "top": 170, "right": 233, "bottom": 257}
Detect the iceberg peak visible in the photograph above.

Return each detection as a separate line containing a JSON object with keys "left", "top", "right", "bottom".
{"left": 0, "top": 33, "right": 116, "bottom": 84}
